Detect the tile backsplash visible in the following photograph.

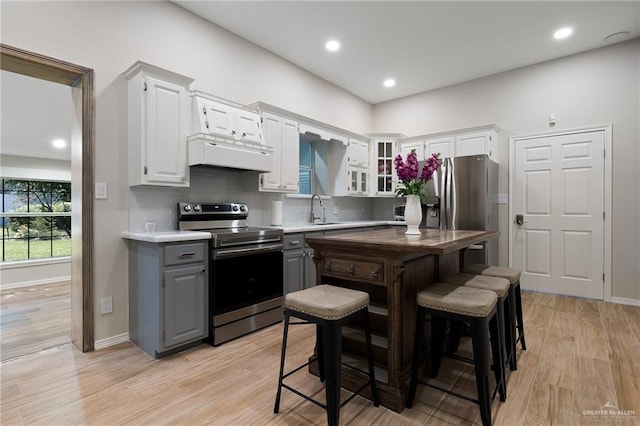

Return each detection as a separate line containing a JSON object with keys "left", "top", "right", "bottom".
{"left": 128, "top": 166, "right": 392, "bottom": 232}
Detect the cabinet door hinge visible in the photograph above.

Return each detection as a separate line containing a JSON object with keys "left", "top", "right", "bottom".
{"left": 143, "top": 82, "right": 147, "bottom": 92}
{"left": 603, "top": 273, "right": 605, "bottom": 282}
{"left": 144, "top": 166, "right": 148, "bottom": 175}
{"left": 603, "top": 211, "right": 605, "bottom": 220}
{"left": 162, "top": 330, "right": 166, "bottom": 340}
{"left": 162, "top": 278, "right": 165, "bottom": 287}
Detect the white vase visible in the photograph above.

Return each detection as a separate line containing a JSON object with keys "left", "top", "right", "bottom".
{"left": 404, "top": 194, "right": 422, "bottom": 235}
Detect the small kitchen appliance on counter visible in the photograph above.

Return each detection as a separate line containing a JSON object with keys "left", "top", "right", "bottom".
{"left": 178, "top": 202, "right": 284, "bottom": 345}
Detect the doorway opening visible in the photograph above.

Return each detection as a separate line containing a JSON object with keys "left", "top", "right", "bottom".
{"left": 0, "top": 44, "right": 95, "bottom": 353}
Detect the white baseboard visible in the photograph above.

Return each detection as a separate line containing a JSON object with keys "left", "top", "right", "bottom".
{"left": 94, "top": 333, "right": 130, "bottom": 350}
{"left": 611, "top": 296, "right": 640, "bottom": 307}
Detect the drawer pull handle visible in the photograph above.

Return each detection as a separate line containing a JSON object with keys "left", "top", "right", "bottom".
{"left": 179, "top": 252, "right": 196, "bottom": 257}
{"left": 289, "top": 240, "right": 300, "bottom": 245}
{"left": 324, "top": 261, "right": 332, "bottom": 271}
{"left": 371, "top": 267, "right": 379, "bottom": 278}
{"left": 347, "top": 263, "right": 355, "bottom": 274}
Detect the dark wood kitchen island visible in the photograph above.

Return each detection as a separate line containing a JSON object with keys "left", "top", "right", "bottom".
{"left": 305, "top": 227, "right": 499, "bottom": 412}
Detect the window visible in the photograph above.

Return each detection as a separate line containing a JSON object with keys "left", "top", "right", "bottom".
{"left": 299, "top": 140, "right": 313, "bottom": 195}
{"left": 1, "top": 179, "right": 71, "bottom": 262}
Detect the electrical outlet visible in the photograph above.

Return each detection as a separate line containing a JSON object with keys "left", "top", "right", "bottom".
{"left": 333, "top": 205, "right": 339, "bottom": 215}
{"left": 144, "top": 222, "right": 156, "bottom": 232}
{"left": 100, "top": 296, "right": 113, "bottom": 314}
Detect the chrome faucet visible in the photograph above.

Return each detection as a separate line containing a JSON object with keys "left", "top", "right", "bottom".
{"left": 310, "top": 194, "right": 325, "bottom": 223}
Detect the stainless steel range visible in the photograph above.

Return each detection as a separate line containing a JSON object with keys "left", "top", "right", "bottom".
{"left": 178, "top": 202, "right": 284, "bottom": 346}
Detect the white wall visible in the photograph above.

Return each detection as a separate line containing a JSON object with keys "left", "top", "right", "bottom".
{"left": 2, "top": 1, "right": 373, "bottom": 342}
{"left": 0, "top": 155, "right": 71, "bottom": 181}
{"left": 372, "top": 40, "right": 640, "bottom": 301}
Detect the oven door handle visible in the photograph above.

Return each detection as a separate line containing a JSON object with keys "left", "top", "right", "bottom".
{"left": 213, "top": 242, "right": 283, "bottom": 259}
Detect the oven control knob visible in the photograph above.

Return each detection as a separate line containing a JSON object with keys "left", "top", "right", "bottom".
{"left": 232, "top": 205, "right": 239, "bottom": 211}
{"left": 239, "top": 205, "right": 246, "bottom": 212}
{"left": 183, "top": 204, "right": 192, "bottom": 212}
{"left": 193, "top": 205, "right": 201, "bottom": 212}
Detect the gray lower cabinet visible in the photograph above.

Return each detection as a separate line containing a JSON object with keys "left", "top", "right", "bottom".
{"left": 283, "top": 232, "right": 320, "bottom": 294}
{"left": 129, "top": 240, "right": 209, "bottom": 358}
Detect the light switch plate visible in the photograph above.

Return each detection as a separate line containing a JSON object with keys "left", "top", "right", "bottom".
{"left": 497, "top": 193, "right": 508, "bottom": 204}
{"left": 95, "top": 182, "right": 107, "bottom": 199}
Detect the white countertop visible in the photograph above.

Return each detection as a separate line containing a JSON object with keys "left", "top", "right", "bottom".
{"left": 122, "top": 230, "right": 212, "bottom": 243}
{"left": 122, "top": 221, "right": 405, "bottom": 243}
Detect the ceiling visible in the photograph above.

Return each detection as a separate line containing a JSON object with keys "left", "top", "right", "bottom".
{"left": 175, "top": 1, "right": 640, "bottom": 104}
{"left": 1, "top": 70, "right": 73, "bottom": 162}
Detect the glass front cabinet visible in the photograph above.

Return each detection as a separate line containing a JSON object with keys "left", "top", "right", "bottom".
{"left": 369, "top": 135, "right": 404, "bottom": 196}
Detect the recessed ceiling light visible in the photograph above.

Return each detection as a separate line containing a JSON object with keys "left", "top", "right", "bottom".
{"left": 383, "top": 78, "right": 396, "bottom": 88}
{"left": 325, "top": 40, "right": 340, "bottom": 52}
{"left": 553, "top": 27, "right": 573, "bottom": 40}
{"left": 52, "top": 138, "right": 66, "bottom": 149}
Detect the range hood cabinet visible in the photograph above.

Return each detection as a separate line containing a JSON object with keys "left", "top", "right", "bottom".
{"left": 187, "top": 134, "right": 274, "bottom": 173}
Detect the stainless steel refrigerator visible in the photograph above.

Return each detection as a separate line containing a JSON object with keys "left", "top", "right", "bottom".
{"left": 425, "top": 154, "right": 499, "bottom": 266}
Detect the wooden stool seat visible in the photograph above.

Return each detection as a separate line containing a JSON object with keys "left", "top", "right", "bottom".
{"left": 275, "top": 284, "right": 379, "bottom": 426}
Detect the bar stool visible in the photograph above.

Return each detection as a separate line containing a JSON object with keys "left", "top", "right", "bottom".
{"left": 464, "top": 264, "right": 526, "bottom": 366}
{"left": 274, "top": 284, "right": 379, "bottom": 426}
{"left": 407, "top": 283, "right": 505, "bottom": 426}
{"left": 442, "top": 272, "right": 514, "bottom": 373}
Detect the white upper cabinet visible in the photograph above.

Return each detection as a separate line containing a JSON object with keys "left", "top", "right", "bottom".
{"left": 399, "top": 140, "right": 425, "bottom": 159}
{"left": 455, "top": 129, "right": 496, "bottom": 160}
{"left": 397, "top": 125, "right": 499, "bottom": 164}
{"left": 195, "top": 97, "right": 263, "bottom": 145}
{"left": 348, "top": 138, "right": 370, "bottom": 168}
{"left": 425, "top": 136, "right": 455, "bottom": 159}
{"left": 259, "top": 112, "right": 299, "bottom": 192}
{"left": 124, "top": 61, "right": 193, "bottom": 187}
{"left": 370, "top": 135, "right": 403, "bottom": 196}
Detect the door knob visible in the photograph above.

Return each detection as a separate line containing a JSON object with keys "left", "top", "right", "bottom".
{"left": 515, "top": 214, "right": 527, "bottom": 226}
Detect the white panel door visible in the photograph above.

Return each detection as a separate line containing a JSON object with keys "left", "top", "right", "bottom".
{"left": 280, "top": 118, "right": 300, "bottom": 192}
{"left": 513, "top": 130, "right": 604, "bottom": 299}
{"left": 399, "top": 140, "right": 424, "bottom": 159}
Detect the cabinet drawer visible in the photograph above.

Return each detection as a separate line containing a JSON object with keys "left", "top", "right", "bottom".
{"left": 283, "top": 234, "right": 304, "bottom": 251}
{"left": 164, "top": 242, "right": 206, "bottom": 266}
{"left": 321, "top": 257, "right": 384, "bottom": 284}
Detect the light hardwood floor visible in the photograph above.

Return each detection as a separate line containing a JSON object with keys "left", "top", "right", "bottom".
{"left": 0, "top": 282, "right": 71, "bottom": 363}
{"left": 1, "top": 291, "right": 639, "bottom": 425}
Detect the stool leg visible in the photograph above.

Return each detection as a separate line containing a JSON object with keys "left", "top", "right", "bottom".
{"left": 362, "top": 310, "right": 379, "bottom": 406}
{"left": 506, "top": 286, "right": 518, "bottom": 370}
{"left": 489, "top": 313, "right": 506, "bottom": 402}
{"left": 495, "top": 297, "right": 507, "bottom": 400}
{"left": 470, "top": 318, "right": 492, "bottom": 426}
{"left": 447, "top": 321, "right": 463, "bottom": 354}
{"left": 274, "top": 313, "right": 290, "bottom": 414}
{"left": 515, "top": 282, "right": 527, "bottom": 350}
{"left": 430, "top": 316, "right": 446, "bottom": 378}
{"left": 322, "top": 321, "right": 342, "bottom": 426}
{"left": 316, "top": 324, "right": 325, "bottom": 382}
{"left": 407, "top": 306, "right": 426, "bottom": 408}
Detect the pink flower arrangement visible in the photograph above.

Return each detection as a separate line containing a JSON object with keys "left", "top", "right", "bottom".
{"left": 394, "top": 149, "right": 441, "bottom": 201}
